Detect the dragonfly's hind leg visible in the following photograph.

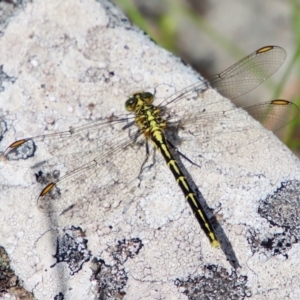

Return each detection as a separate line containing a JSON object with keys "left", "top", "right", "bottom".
{"left": 167, "top": 139, "right": 202, "bottom": 169}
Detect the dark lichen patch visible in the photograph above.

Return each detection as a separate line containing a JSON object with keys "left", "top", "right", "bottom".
{"left": 175, "top": 264, "right": 251, "bottom": 300}
{"left": 91, "top": 258, "right": 128, "bottom": 300}
{"left": 0, "top": 65, "right": 16, "bottom": 92}
{"left": 111, "top": 238, "right": 143, "bottom": 264}
{"left": 4, "top": 138, "right": 36, "bottom": 160}
{"left": 0, "top": 118, "right": 7, "bottom": 143}
{"left": 35, "top": 169, "right": 60, "bottom": 186}
{"left": 248, "top": 180, "right": 300, "bottom": 256}
{"left": 247, "top": 228, "right": 296, "bottom": 258}
{"left": 54, "top": 292, "right": 64, "bottom": 300}
{"left": 258, "top": 180, "right": 300, "bottom": 229}
{"left": 91, "top": 238, "right": 143, "bottom": 299}
{"left": 100, "top": 0, "right": 132, "bottom": 29}
{"left": 51, "top": 226, "right": 91, "bottom": 275}
{"left": 0, "top": 246, "right": 35, "bottom": 300}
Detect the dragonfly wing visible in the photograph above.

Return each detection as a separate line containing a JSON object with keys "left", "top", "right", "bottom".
{"left": 165, "top": 93, "right": 298, "bottom": 164}
{"left": 158, "top": 46, "right": 286, "bottom": 111}
{"left": 1, "top": 115, "right": 150, "bottom": 226}
{"left": 35, "top": 131, "right": 149, "bottom": 226}
{"left": 2, "top": 115, "right": 133, "bottom": 165}
{"left": 210, "top": 46, "right": 286, "bottom": 99}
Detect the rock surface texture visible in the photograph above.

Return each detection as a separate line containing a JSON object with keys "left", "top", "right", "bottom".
{"left": 0, "top": 0, "right": 299, "bottom": 299}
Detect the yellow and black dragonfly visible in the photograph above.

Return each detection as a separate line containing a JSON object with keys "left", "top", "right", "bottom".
{"left": 2, "top": 46, "right": 299, "bottom": 247}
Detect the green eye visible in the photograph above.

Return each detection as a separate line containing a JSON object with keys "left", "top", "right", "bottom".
{"left": 125, "top": 97, "right": 136, "bottom": 111}
{"left": 141, "top": 92, "right": 153, "bottom": 98}
{"left": 141, "top": 92, "right": 154, "bottom": 104}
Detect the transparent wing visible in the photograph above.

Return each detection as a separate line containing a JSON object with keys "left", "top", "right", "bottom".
{"left": 210, "top": 46, "right": 286, "bottom": 99}
{"left": 3, "top": 115, "right": 134, "bottom": 163}
{"left": 166, "top": 98, "right": 298, "bottom": 165}
{"left": 1, "top": 115, "right": 154, "bottom": 225}
{"left": 154, "top": 45, "right": 292, "bottom": 163}
{"left": 35, "top": 131, "right": 149, "bottom": 224}
{"left": 158, "top": 46, "right": 286, "bottom": 109}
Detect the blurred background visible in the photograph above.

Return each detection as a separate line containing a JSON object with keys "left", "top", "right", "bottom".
{"left": 113, "top": 0, "right": 300, "bottom": 155}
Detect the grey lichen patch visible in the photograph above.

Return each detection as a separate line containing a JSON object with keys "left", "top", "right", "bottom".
{"left": 0, "top": 117, "right": 6, "bottom": 142}
{"left": 111, "top": 238, "right": 143, "bottom": 264}
{"left": 91, "top": 238, "right": 143, "bottom": 299}
{"left": 5, "top": 139, "right": 36, "bottom": 160}
{"left": 99, "top": 0, "right": 132, "bottom": 29}
{"left": 34, "top": 169, "right": 61, "bottom": 187}
{"left": 0, "top": 65, "right": 16, "bottom": 92}
{"left": 91, "top": 259, "right": 128, "bottom": 300}
{"left": 175, "top": 264, "right": 251, "bottom": 300}
{"left": 247, "top": 180, "right": 300, "bottom": 257}
{"left": 54, "top": 292, "right": 64, "bottom": 300}
{"left": 0, "top": 246, "right": 35, "bottom": 300}
{"left": 0, "top": 0, "right": 24, "bottom": 32}
{"left": 51, "top": 226, "right": 91, "bottom": 275}
{"left": 247, "top": 229, "right": 294, "bottom": 258}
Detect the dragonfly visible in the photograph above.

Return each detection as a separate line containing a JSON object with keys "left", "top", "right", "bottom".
{"left": 2, "top": 46, "right": 299, "bottom": 247}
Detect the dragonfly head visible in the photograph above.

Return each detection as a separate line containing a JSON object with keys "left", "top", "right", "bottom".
{"left": 125, "top": 92, "right": 154, "bottom": 112}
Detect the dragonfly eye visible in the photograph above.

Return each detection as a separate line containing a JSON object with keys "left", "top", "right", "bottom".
{"left": 140, "top": 92, "right": 154, "bottom": 104}
{"left": 125, "top": 97, "right": 137, "bottom": 112}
